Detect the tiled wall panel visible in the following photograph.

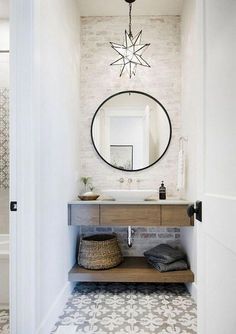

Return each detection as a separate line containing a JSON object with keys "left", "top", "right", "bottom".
{"left": 0, "top": 88, "right": 9, "bottom": 189}
{"left": 79, "top": 226, "right": 181, "bottom": 257}
{"left": 79, "top": 16, "right": 182, "bottom": 254}
{"left": 80, "top": 16, "right": 181, "bottom": 196}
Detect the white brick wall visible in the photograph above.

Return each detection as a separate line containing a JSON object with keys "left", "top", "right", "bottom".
{"left": 79, "top": 16, "right": 181, "bottom": 197}
{"left": 80, "top": 226, "right": 181, "bottom": 257}
{"left": 79, "top": 16, "right": 182, "bottom": 255}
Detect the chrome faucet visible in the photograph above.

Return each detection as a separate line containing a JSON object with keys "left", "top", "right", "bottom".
{"left": 127, "top": 226, "right": 135, "bottom": 248}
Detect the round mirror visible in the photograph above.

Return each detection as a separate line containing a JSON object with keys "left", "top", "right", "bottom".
{"left": 91, "top": 91, "right": 172, "bottom": 172}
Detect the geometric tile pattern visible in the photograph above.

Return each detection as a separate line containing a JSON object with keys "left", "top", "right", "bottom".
{"left": 0, "top": 309, "right": 9, "bottom": 334}
{"left": 0, "top": 88, "right": 9, "bottom": 189}
{"left": 52, "top": 283, "right": 197, "bottom": 334}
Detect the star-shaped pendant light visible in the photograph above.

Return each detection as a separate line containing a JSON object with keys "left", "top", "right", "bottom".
{"left": 110, "top": 0, "right": 151, "bottom": 78}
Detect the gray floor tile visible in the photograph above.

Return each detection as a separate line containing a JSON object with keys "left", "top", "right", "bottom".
{"left": 0, "top": 309, "right": 9, "bottom": 334}
{"left": 52, "top": 283, "right": 197, "bottom": 334}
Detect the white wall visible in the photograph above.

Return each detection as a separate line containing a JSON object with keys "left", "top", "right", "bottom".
{"left": 37, "top": 0, "right": 81, "bottom": 331}
{"left": 180, "top": 0, "right": 197, "bottom": 300}
{"left": 110, "top": 117, "right": 144, "bottom": 169}
{"left": 0, "top": 19, "right": 9, "bottom": 87}
{"left": 0, "top": 20, "right": 9, "bottom": 235}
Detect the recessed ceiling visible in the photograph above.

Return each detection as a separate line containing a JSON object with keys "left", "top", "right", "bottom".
{"left": 78, "top": 0, "right": 184, "bottom": 16}
{"left": 0, "top": 0, "right": 9, "bottom": 19}
{"left": 0, "top": 0, "right": 183, "bottom": 19}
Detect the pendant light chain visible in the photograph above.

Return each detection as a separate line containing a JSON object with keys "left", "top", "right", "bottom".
{"left": 110, "top": 0, "right": 151, "bottom": 78}
{"left": 129, "top": 3, "right": 133, "bottom": 38}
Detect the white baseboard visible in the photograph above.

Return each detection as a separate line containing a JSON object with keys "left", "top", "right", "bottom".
{"left": 36, "top": 282, "right": 76, "bottom": 334}
{"left": 185, "top": 282, "right": 197, "bottom": 302}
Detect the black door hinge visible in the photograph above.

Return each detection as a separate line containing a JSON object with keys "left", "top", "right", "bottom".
{"left": 10, "top": 201, "right": 17, "bottom": 212}
{"left": 187, "top": 201, "right": 202, "bottom": 222}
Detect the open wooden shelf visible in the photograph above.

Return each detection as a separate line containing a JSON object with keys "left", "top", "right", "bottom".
{"left": 68, "top": 257, "right": 194, "bottom": 283}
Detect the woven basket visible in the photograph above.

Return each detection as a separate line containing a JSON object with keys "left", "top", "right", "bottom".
{"left": 78, "top": 234, "right": 123, "bottom": 270}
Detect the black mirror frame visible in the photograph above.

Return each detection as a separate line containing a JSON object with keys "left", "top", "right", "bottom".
{"left": 90, "top": 90, "right": 172, "bottom": 172}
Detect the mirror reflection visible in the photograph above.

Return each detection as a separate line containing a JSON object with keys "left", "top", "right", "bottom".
{"left": 91, "top": 91, "right": 172, "bottom": 171}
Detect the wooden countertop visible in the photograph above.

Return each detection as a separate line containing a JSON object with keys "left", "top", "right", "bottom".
{"left": 69, "top": 199, "right": 192, "bottom": 205}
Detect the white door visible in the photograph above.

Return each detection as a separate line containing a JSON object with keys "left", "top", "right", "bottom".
{"left": 10, "top": 0, "right": 39, "bottom": 332}
{"left": 197, "top": 0, "right": 236, "bottom": 333}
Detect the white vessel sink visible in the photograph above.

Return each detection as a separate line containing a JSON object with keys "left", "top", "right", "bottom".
{"left": 101, "top": 189, "right": 158, "bottom": 201}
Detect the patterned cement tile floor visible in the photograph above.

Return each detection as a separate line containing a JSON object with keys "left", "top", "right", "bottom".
{"left": 52, "top": 283, "right": 197, "bottom": 334}
{"left": 0, "top": 309, "right": 9, "bottom": 334}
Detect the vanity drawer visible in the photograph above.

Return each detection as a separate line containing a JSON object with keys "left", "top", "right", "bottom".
{"left": 100, "top": 205, "right": 161, "bottom": 226}
{"left": 69, "top": 204, "right": 100, "bottom": 225}
{"left": 161, "top": 205, "right": 193, "bottom": 226}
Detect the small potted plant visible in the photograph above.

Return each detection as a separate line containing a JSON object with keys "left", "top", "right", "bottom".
{"left": 79, "top": 177, "right": 99, "bottom": 201}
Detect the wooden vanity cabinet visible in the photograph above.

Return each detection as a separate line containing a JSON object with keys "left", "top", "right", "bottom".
{"left": 68, "top": 202, "right": 195, "bottom": 284}
{"left": 161, "top": 205, "right": 194, "bottom": 226}
{"left": 100, "top": 205, "right": 161, "bottom": 226}
{"left": 68, "top": 204, "right": 99, "bottom": 225}
{"left": 68, "top": 203, "right": 193, "bottom": 226}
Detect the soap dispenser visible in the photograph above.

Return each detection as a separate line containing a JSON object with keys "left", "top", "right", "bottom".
{"left": 159, "top": 181, "right": 166, "bottom": 200}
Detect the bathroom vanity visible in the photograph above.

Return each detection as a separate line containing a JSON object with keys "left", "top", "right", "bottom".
{"left": 68, "top": 200, "right": 194, "bottom": 283}
{"left": 68, "top": 200, "right": 194, "bottom": 226}
{"left": 68, "top": 90, "right": 195, "bottom": 284}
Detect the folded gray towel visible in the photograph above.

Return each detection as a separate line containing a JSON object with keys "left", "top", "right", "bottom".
{"left": 144, "top": 244, "right": 186, "bottom": 264}
{"left": 147, "top": 257, "right": 188, "bottom": 272}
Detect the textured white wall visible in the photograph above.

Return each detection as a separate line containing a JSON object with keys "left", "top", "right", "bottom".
{"left": 180, "top": 0, "right": 197, "bottom": 300}
{"left": 37, "top": 0, "right": 81, "bottom": 330}
{"left": 0, "top": 20, "right": 9, "bottom": 235}
{"left": 80, "top": 226, "right": 181, "bottom": 257}
{"left": 79, "top": 16, "right": 181, "bottom": 197}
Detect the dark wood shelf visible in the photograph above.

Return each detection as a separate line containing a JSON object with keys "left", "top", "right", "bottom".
{"left": 68, "top": 257, "right": 194, "bottom": 283}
